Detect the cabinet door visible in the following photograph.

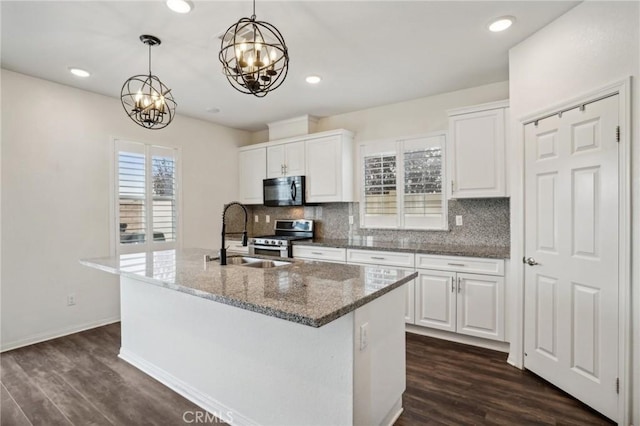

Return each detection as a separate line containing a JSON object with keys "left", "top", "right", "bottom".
{"left": 456, "top": 273, "right": 504, "bottom": 341}
{"left": 414, "top": 269, "right": 456, "bottom": 332}
{"left": 238, "top": 148, "right": 266, "bottom": 204}
{"left": 266, "top": 144, "right": 285, "bottom": 178}
{"left": 449, "top": 108, "right": 506, "bottom": 198}
{"left": 305, "top": 135, "right": 343, "bottom": 202}
{"left": 284, "top": 141, "right": 305, "bottom": 176}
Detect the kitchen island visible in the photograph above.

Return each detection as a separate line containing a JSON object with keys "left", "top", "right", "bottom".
{"left": 81, "top": 248, "right": 417, "bottom": 426}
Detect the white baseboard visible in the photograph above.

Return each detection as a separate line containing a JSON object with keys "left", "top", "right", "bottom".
{"left": 405, "top": 324, "right": 510, "bottom": 353}
{"left": 119, "top": 349, "right": 257, "bottom": 426}
{"left": 1, "top": 316, "right": 121, "bottom": 353}
{"left": 382, "top": 398, "right": 403, "bottom": 426}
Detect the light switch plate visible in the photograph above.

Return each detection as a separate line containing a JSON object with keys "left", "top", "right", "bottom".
{"left": 349, "top": 215, "right": 354, "bottom": 225}
{"left": 455, "top": 215, "right": 463, "bottom": 226}
{"left": 254, "top": 215, "right": 259, "bottom": 223}
{"left": 266, "top": 215, "right": 270, "bottom": 223}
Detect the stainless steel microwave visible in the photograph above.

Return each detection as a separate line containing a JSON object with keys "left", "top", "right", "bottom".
{"left": 263, "top": 176, "right": 305, "bottom": 207}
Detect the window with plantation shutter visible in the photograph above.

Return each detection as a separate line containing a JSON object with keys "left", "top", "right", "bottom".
{"left": 115, "top": 140, "right": 179, "bottom": 254}
{"left": 359, "top": 133, "right": 447, "bottom": 230}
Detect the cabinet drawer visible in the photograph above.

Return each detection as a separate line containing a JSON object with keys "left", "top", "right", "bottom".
{"left": 347, "top": 249, "right": 415, "bottom": 268}
{"left": 415, "top": 254, "right": 504, "bottom": 276}
{"left": 292, "top": 245, "right": 346, "bottom": 263}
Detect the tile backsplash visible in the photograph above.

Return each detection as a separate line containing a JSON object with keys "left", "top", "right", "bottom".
{"left": 236, "top": 198, "right": 509, "bottom": 247}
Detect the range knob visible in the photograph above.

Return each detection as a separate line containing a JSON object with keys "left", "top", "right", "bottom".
{"left": 278, "top": 241, "right": 283, "bottom": 246}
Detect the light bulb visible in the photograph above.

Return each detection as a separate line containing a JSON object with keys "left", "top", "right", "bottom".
{"left": 240, "top": 42, "right": 247, "bottom": 52}
{"left": 270, "top": 49, "right": 277, "bottom": 61}
{"left": 135, "top": 90, "right": 142, "bottom": 102}
{"left": 488, "top": 16, "right": 515, "bottom": 32}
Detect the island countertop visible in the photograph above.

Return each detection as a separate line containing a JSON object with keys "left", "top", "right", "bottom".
{"left": 81, "top": 248, "right": 417, "bottom": 328}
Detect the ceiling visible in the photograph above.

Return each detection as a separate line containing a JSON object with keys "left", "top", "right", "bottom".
{"left": 1, "top": 1, "right": 578, "bottom": 132}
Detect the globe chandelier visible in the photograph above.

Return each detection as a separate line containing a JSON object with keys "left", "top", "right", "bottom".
{"left": 121, "top": 35, "right": 177, "bottom": 130}
{"left": 218, "top": 0, "right": 289, "bottom": 97}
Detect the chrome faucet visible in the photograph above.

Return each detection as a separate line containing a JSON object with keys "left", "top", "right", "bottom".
{"left": 220, "top": 201, "right": 248, "bottom": 265}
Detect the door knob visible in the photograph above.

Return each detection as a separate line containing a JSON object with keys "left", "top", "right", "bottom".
{"left": 523, "top": 257, "right": 539, "bottom": 266}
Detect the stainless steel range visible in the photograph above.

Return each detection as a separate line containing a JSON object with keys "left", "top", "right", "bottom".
{"left": 248, "top": 219, "right": 314, "bottom": 258}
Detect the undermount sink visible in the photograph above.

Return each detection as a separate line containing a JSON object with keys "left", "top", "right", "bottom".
{"left": 227, "top": 256, "right": 291, "bottom": 268}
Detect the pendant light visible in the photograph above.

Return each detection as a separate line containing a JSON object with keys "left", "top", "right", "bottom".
{"left": 121, "top": 35, "right": 177, "bottom": 130}
{"left": 218, "top": 0, "right": 289, "bottom": 97}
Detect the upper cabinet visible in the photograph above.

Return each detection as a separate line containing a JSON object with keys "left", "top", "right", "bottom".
{"left": 266, "top": 141, "right": 305, "bottom": 178}
{"left": 238, "top": 146, "right": 266, "bottom": 205}
{"left": 447, "top": 100, "right": 509, "bottom": 199}
{"left": 305, "top": 131, "right": 354, "bottom": 203}
{"left": 237, "top": 129, "right": 355, "bottom": 205}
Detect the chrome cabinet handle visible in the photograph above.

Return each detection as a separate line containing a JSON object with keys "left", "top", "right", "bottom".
{"left": 371, "top": 256, "right": 385, "bottom": 260}
{"left": 311, "top": 252, "right": 323, "bottom": 255}
{"left": 447, "top": 262, "right": 465, "bottom": 267}
{"left": 457, "top": 277, "right": 461, "bottom": 293}
{"left": 451, "top": 278, "right": 454, "bottom": 293}
{"left": 523, "top": 257, "right": 540, "bottom": 266}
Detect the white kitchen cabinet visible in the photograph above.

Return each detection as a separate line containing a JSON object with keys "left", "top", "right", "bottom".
{"left": 346, "top": 249, "right": 416, "bottom": 324}
{"left": 456, "top": 273, "right": 504, "bottom": 340}
{"left": 266, "top": 141, "right": 305, "bottom": 178}
{"left": 238, "top": 129, "right": 354, "bottom": 204}
{"left": 305, "top": 131, "right": 354, "bottom": 203}
{"left": 238, "top": 146, "right": 266, "bottom": 205}
{"left": 447, "top": 100, "right": 509, "bottom": 198}
{"left": 415, "top": 269, "right": 456, "bottom": 331}
{"left": 415, "top": 254, "right": 505, "bottom": 341}
{"left": 292, "top": 245, "right": 346, "bottom": 263}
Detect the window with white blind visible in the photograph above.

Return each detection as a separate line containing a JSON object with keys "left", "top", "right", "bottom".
{"left": 360, "top": 133, "right": 447, "bottom": 230}
{"left": 115, "top": 140, "right": 179, "bottom": 253}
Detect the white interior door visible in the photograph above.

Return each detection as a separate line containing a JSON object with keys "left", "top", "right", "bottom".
{"left": 524, "top": 95, "right": 619, "bottom": 421}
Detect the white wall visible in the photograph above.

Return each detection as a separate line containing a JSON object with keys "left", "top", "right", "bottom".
{"left": 251, "top": 81, "right": 509, "bottom": 143}
{"left": 508, "top": 2, "right": 639, "bottom": 424}
{"left": 0, "top": 70, "right": 249, "bottom": 351}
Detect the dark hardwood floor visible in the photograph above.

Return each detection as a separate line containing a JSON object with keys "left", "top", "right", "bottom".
{"left": 1, "top": 324, "right": 613, "bottom": 425}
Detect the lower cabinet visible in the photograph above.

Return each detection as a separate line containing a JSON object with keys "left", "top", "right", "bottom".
{"left": 294, "top": 246, "right": 506, "bottom": 342}
{"left": 415, "top": 255, "right": 505, "bottom": 341}
{"left": 345, "top": 249, "right": 416, "bottom": 325}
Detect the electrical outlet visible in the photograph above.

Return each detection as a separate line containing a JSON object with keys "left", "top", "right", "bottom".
{"left": 67, "top": 293, "right": 76, "bottom": 306}
{"left": 254, "top": 215, "right": 259, "bottom": 223}
{"left": 360, "top": 322, "right": 369, "bottom": 351}
{"left": 266, "top": 215, "right": 270, "bottom": 223}
{"left": 349, "top": 215, "right": 354, "bottom": 225}
{"left": 455, "top": 215, "right": 463, "bottom": 226}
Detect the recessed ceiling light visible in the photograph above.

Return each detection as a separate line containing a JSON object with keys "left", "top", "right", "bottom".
{"left": 206, "top": 107, "right": 221, "bottom": 114}
{"left": 488, "top": 16, "right": 515, "bottom": 32}
{"left": 166, "top": 0, "right": 193, "bottom": 14}
{"left": 305, "top": 75, "right": 322, "bottom": 85}
{"left": 69, "top": 67, "right": 90, "bottom": 78}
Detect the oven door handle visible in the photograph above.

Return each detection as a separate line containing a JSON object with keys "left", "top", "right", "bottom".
{"left": 291, "top": 181, "right": 297, "bottom": 202}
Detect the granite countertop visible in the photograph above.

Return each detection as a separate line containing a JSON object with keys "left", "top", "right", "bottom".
{"left": 293, "top": 237, "right": 510, "bottom": 259}
{"left": 81, "top": 248, "right": 416, "bottom": 328}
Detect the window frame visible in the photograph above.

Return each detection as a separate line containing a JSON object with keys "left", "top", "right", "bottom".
{"left": 358, "top": 131, "right": 448, "bottom": 231}
{"left": 111, "top": 138, "right": 182, "bottom": 255}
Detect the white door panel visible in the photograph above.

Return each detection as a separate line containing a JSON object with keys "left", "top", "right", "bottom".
{"left": 524, "top": 95, "right": 619, "bottom": 421}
